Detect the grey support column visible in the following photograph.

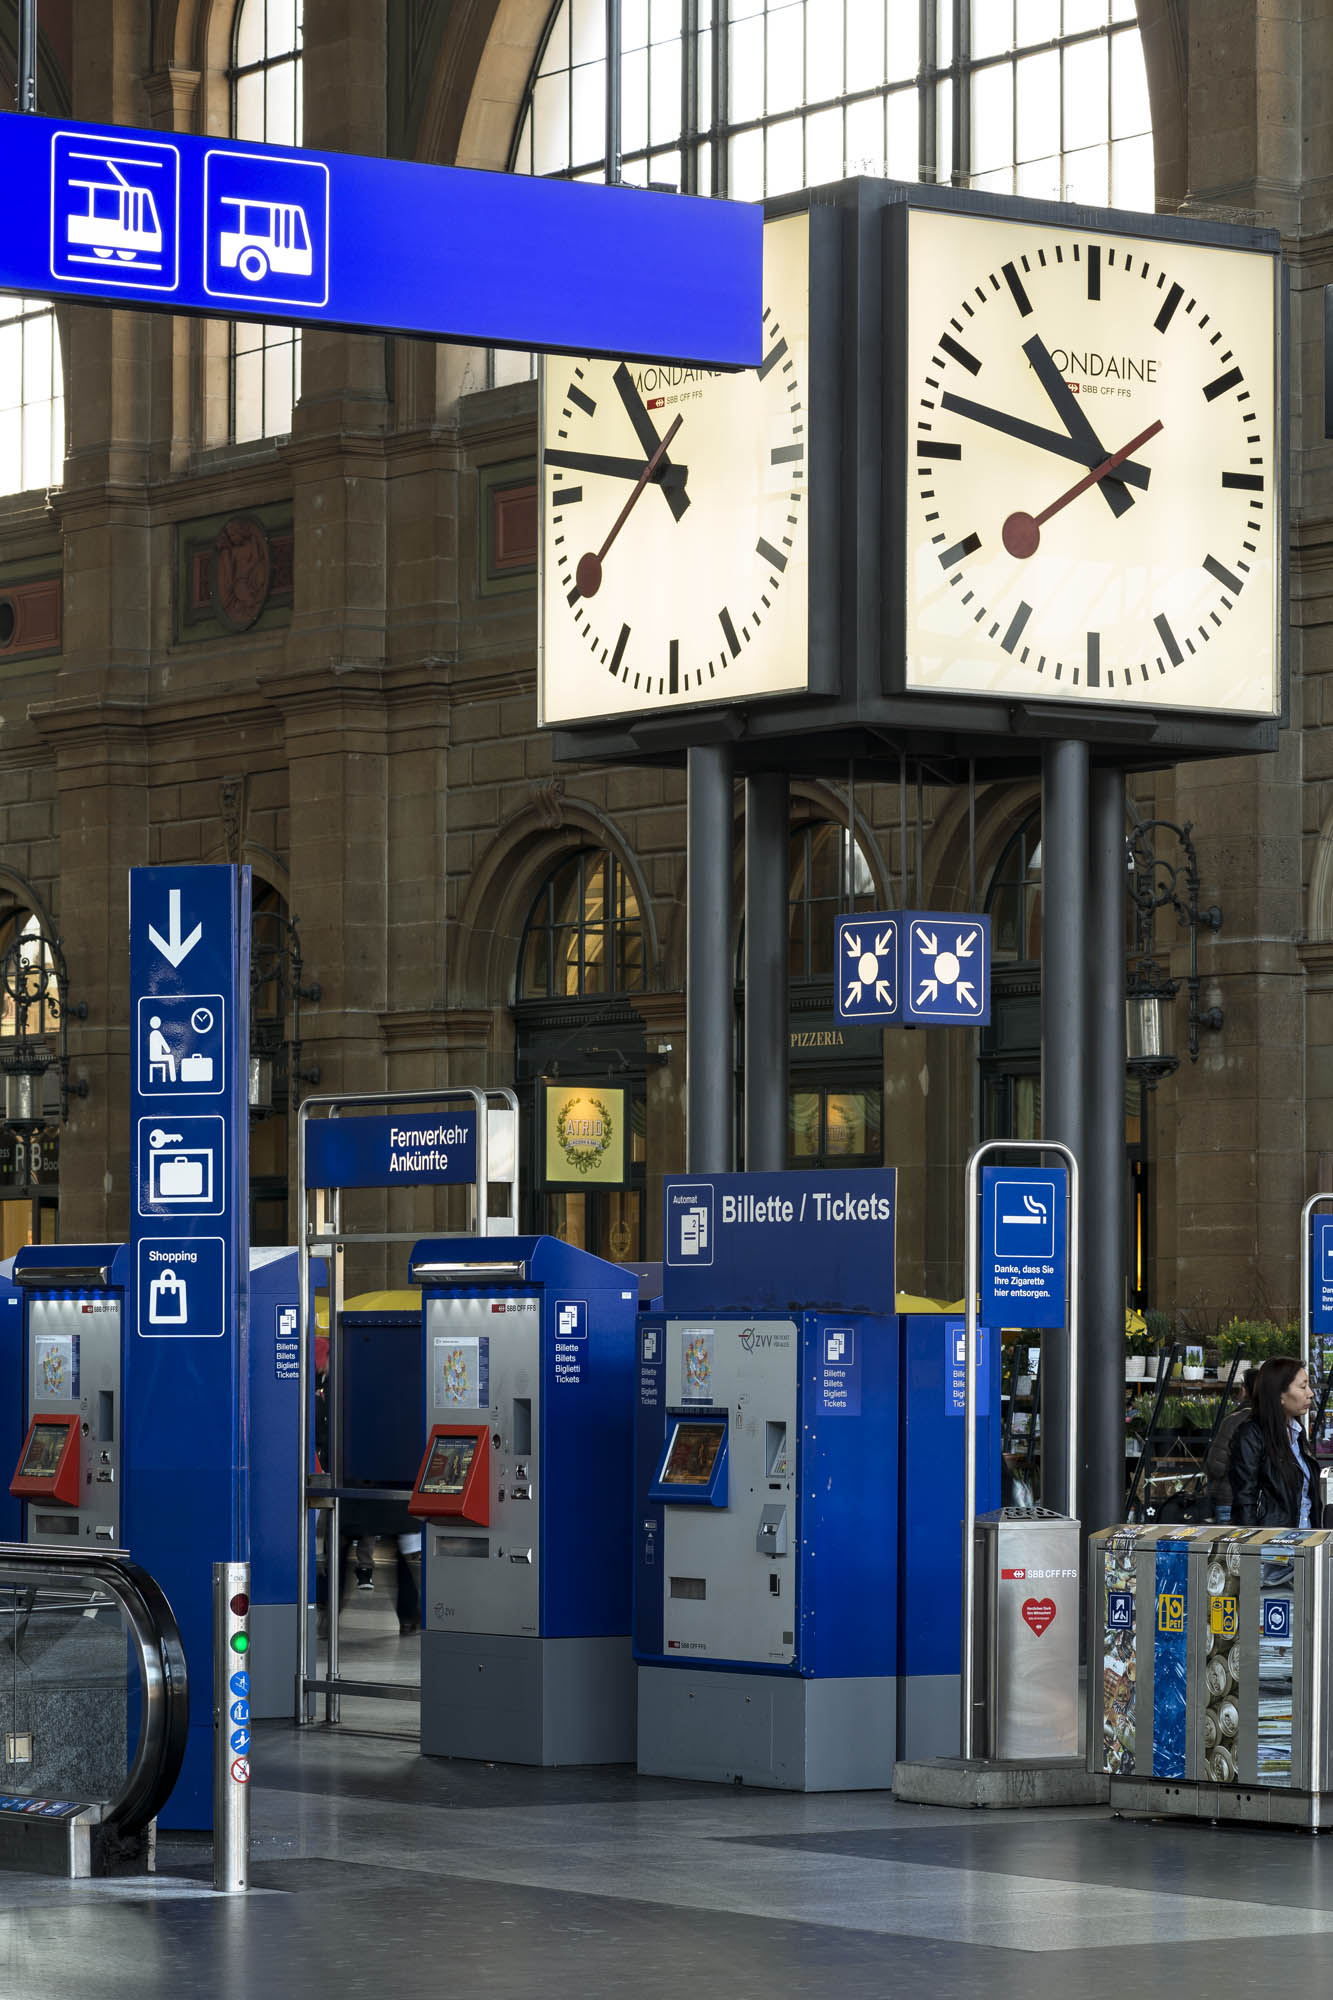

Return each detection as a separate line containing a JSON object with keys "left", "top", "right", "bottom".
{"left": 744, "top": 772, "right": 790, "bottom": 1172}
{"left": 1041, "top": 739, "right": 1089, "bottom": 1518}
{"left": 686, "top": 745, "right": 735, "bottom": 1173}
{"left": 1085, "top": 767, "right": 1128, "bottom": 1537}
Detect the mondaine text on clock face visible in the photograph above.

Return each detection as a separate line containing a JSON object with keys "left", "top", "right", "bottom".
{"left": 903, "top": 208, "right": 1279, "bottom": 718}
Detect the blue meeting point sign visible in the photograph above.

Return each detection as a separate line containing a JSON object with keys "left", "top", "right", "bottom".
{"left": 980, "top": 1166, "right": 1068, "bottom": 1329}
{"left": 1, "top": 111, "right": 762, "bottom": 367}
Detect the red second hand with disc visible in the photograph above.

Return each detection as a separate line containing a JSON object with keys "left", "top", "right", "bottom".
{"left": 576, "top": 413, "right": 684, "bottom": 599}
{"left": 1002, "top": 416, "right": 1165, "bottom": 559}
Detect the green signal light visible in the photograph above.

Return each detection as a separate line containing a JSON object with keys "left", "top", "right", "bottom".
{"left": 229, "top": 1631, "right": 250, "bottom": 1654}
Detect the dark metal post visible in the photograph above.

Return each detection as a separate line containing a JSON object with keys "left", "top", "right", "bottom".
{"left": 1085, "top": 767, "right": 1127, "bottom": 1535}
{"left": 16, "top": 0, "right": 36, "bottom": 112}
{"left": 686, "top": 745, "right": 734, "bottom": 1172}
{"left": 605, "top": 0, "right": 622, "bottom": 185}
{"left": 1041, "top": 739, "right": 1089, "bottom": 1516}
{"left": 744, "top": 772, "right": 789, "bottom": 1172}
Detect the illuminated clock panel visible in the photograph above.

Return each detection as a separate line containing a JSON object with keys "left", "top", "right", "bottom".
{"left": 539, "top": 213, "right": 811, "bottom": 728}
{"left": 903, "top": 208, "right": 1280, "bottom": 717}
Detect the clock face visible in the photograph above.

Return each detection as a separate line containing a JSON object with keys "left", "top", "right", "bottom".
{"left": 539, "top": 213, "right": 810, "bottom": 727}
{"left": 903, "top": 208, "right": 1280, "bottom": 716}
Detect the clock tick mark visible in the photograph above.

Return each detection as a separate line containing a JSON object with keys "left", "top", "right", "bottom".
{"left": 1204, "top": 365, "right": 1243, "bottom": 401}
{"left": 939, "top": 332, "right": 982, "bottom": 374}
{"left": 669, "top": 640, "right": 679, "bottom": 696}
{"left": 1204, "top": 553, "right": 1244, "bottom": 594}
{"left": 719, "top": 607, "right": 742, "bottom": 659}
{"left": 757, "top": 337, "right": 789, "bottom": 380}
{"left": 1001, "top": 602, "right": 1033, "bottom": 655}
{"left": 1087, "top": 245, "right": 1101, "bottom": 300}
{"left": 1154, "top": 282, "right": 1183, "bottom": 332}
{"left": 1222, "top": 471, "right": 1263, "bottom": 491}
{"left": 1154, "top": 614, "right": 1184, "bottom": 666}
{"left": 1002, "top": 261, "right": 1033, "bottom": 316}
{"left": 567, "top": 385, "right": 596, "bottom": 417}
{"left": 1086, "top": 632, "right": 1101, "bottom": 688}
{"left": 938, "top": 532, "right": 981, "bottom": 568}
{"left": 757, "top": 536, "right": 788, "bottom": 572}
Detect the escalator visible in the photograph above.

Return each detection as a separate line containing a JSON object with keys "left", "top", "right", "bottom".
{"left": 0, "top": 1542, "right": 188, "bottom": 1875}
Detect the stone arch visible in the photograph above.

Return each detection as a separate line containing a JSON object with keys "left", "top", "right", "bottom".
{"left": 1307, "top": 810, "right": 1333, "bottom": 945}
{"left": 926, "top": 780, "right": 1042, "bottom": 917}
{"left": 0, "top": 866, "right": 59, "bottom": 944}
{"left": 452, "top": 791, "right": 662, "bottom": 1012}
{"left": 416, "top": 0, "right": 551, "bottom": 170}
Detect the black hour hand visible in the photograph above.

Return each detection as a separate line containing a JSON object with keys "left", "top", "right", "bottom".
{"left": 614, "top": 363, "right": 690, "bottom": 521}
{"left": 1024, "top": 335, "right": 1134, "bottom": 518}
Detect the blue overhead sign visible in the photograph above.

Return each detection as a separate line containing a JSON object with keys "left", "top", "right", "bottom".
{"left": 0, "top": 112, "right": 763, "bottom": 366}
{"left": 305, "top": 1112, "right": 478, "bottom": 1191}
{"left": 130, "top": 867, "right": 249, "bottom": 1342}
{"left": 662, "top": 1171, "right": 896, "bottom": 1313}
{"left": 1312, "top": 1214, "right": 1333, "bottom": 1333}
{"left": 981, "top": 1167, "right": 1068, "bottom": 1329}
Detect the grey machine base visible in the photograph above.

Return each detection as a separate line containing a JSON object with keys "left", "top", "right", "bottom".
{"left": 0, "top": 1800, "right": 155, "bottom": 1878}
{"left": 637, "top": 1665, "right": 896, "bottom": 1791}
{"left": 893, "top": 1756, "right": 1110, "bottom": 1809}
{"left": 897, "top": 1673, "right": 965, "bottom": 1762}
{"left": 1109, "top": 1776, "right": 1333, "bottom": 1828}
{"left": 420, "top": 1631, "right": 634, "bottom": 1766}
{"left": 248, "top": 1602, "right": 313, "bottom": 1720}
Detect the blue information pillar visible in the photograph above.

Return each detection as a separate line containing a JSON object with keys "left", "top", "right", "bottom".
{"left": 128, "top": 864, "right": 250, "bottom": 1826}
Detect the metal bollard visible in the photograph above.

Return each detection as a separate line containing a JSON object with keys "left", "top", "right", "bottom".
{"left": 213, "top": 1560, "right": 251, "bottom": 1893}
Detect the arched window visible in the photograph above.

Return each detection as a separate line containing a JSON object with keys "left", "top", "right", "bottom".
{"left": 0, "top": 296, "right": 64, "bottom": 498}
{"left": 229, "top": 0, "right": 303, "bottom": 441}
{"left": 0, "top": 913, "right": 60, "bottom": 1041}
{"left": 787, "top": 821, "right": 875, "bottom": 982}
{"left": 498, "top": 1, "right": 1150, "bottom": 384}
{"left": 519, "top": 848, "right": 648, "bottom": 1000}
{"left": 985, "top": 809, "right": 1043, "bottom": 965}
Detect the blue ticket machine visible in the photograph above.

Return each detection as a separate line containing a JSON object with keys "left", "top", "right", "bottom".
{"left": 898, "top": 1314, "right": 1002, "bottom": 1758}
{"left": 635, "top": 1172, "right": 901, "bottom": 1791}
{"left": 0, "top": 1259, "right": 23, "bottom": 1544}
{"left": 8, "top": 1243, "right": 308, "bottom": 1817}
{"left": 407, "top": 1236, "right": 638, "bottom": 1765}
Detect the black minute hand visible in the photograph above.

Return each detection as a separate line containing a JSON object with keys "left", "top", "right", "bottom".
{"left": 940, "top": 390, "right": 1151, "bottom": 491}
{"left": 614, "top": 363, "right": 690, "bottom": 521}
{"left": 546, "top": 446, "right": 688, "bottom": 489}
{"left": 1024, "top": 334, "right": 1135, "bottom": 518}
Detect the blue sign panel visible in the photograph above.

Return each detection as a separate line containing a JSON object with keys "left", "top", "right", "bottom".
{"left": 1107, "top": 1589, "right": 1134, "bottom": 1630}
{"left": 1, "top": 112, "right": 762, "bottom": 367}
{"left": 305, "top": 1112, "right": 478, "bottom": 1190}
{"left": 131, "top": 868, "right": 247, "bottom": 1345}
{"left": 980, "top": 1166, "right": 1068, "bottom": 1329}
{"left": 945, "top": 1321, "right": 989, "bottom": 1417}
{"left": 902, "top": 913, "right": 991, "bottom": 1025}
{"left": 818, "top": 1324, "right": 860, "bottom": 1415}
{"left": 835, "top": 914, "right": 900, "bottom": 1023}
{"left": 1312, "top": 1214, "right": 1333, "bottom": 1334}
{"left": 662, "top": 1171, "right": 896, "bottom": 1312}
{"left": 1263, "top": 1597, "right": 1292, "bottom": 1639}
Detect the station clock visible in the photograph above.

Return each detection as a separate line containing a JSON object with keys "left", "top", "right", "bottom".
{"left": 899, "top": 207, "right": 1280, "bottom": 717}
{"left": 539, "top": 212, "right": 815, "bottom": 728}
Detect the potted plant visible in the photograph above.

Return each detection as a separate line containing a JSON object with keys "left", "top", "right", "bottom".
{"left": 1125, "top": 1322, "right": 1151, "bottom": 1381}
{"left": 1144, "top": 1308, "right": 1173, "bottom": 1377}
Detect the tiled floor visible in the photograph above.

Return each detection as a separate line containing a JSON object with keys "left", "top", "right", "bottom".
{"left": 3, "top": 1578, "right": 1333, "bottom": 1999}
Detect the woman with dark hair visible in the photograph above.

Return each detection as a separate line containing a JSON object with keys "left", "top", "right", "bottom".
{"left": 1229, "top": 1356, "right": 1318, "bottom": 1528}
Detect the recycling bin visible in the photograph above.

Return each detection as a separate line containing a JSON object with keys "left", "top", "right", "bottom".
{"left": 971, "top": 1507, "right": 1080, "bottom": 1759}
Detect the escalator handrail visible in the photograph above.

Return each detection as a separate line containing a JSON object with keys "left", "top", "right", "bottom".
{"left": 0, "top": 1542, "right": 189, "bottom": 1838}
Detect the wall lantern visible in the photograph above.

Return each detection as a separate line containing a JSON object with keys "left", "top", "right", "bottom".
{"left": 1125, "top": 818, "right": 1224, "bottom": 1088}
{"left": 0, "top": 920, "right": 86, "bottom": 1134}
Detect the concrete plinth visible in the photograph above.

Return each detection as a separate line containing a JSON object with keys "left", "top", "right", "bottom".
{"left": 892, "top": 1755, "right": 1109, "bottom": 1809}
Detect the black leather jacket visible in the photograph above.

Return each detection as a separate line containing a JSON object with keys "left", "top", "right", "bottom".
{"left": 1228, "top": 1412, "right": 1320, "bottom": 1527}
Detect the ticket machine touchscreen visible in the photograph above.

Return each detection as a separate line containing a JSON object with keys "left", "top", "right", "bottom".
{"left": 10, "top": 1413, "right": 80, "bottom": 1506}
{"left": 410, "top": 1423, "right": 490, "bottom": 1524}
{"left": 650, "top": 1416, "right": 728, "bottom": 1505}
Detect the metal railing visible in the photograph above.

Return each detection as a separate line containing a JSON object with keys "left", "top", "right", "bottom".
{"left": 295, "top": 1087, "right": 520, "bottom": 1721}
{"left": 0, "top": 1543, "right": 187, "bottom": 1839}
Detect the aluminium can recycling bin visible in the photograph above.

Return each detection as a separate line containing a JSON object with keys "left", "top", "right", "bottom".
{"left": 971, "top": 1507, "right": 1080, "bottom": 1759}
